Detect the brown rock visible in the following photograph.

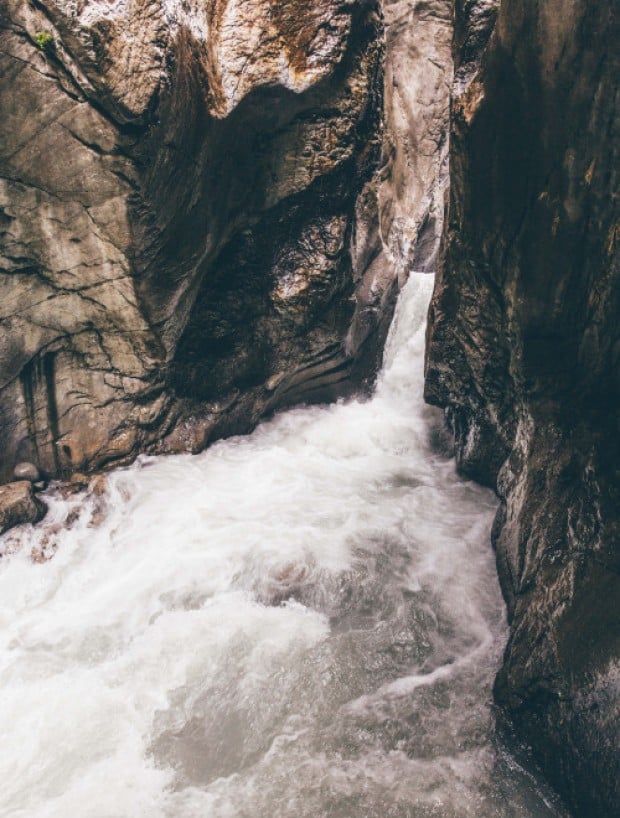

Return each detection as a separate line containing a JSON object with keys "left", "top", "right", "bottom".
{"left": 0, "top": 0, "right": 390, "bottom": 481}
{"left": 0, "top": 481, "right": 47, "bottom": 535}
{"left": 0, "top": 0, "right": 456, "bottom": 481}
{"left": 89, "top": 475, "right": 108, "bottom": 497}
{"left": 59, "top": 472, "right": 91, "bottom": 498}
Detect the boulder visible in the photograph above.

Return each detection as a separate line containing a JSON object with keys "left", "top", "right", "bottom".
{"left": 0, "top": 481, "right": 47, "bottom": 536}
{"left": 13, "top": 462, "right": 41, "bottom": 482}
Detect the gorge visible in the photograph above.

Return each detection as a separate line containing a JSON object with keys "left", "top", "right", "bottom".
{"left": 0, "top": 0, "right": 618, "bottom": 816}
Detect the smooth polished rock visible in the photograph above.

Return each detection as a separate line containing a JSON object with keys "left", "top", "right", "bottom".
{"left": 0, "top": 0, "right": 458, "bottom": 482}
{"left": 13, "top": 462, "right": 41, "bottom": 482}
{"left": 0, "top": 0, "right": 387, "bottom": 480}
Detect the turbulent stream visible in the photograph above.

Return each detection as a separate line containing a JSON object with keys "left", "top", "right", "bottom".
{"left": 0, "top": 274, "right": 566, "bottom": 817}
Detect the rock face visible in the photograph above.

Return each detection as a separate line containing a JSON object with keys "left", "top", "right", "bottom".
{"left": 1, "top": 0, "right": 390, "bottom": 480}
{"left": 425, "top": 1, "right": 619, "bottom": 815}
{"left": 0, "top": 0, "right": 456, "bottom": 482}
{"left": 0, "top": 481, "right": 46, "bottom": 535}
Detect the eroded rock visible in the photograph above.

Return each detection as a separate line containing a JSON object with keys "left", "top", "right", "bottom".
{"left": 13, "top": 461, "right": 40, "bottom": 482}
{"left": 0, "top": 0, "right": 388, "bottom": 480}
{"left": 1, "top": 0, "right": 457, "bottom": 484}
{"left": 425, "top": 1, "right": 619, "bottom": 814}
{"left": 0, "top": 481, "right": 47, "bottom": 535}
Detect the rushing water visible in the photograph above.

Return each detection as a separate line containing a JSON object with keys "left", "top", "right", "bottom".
{"left": 0, "top": 274, "right": 566, "bottom": 818}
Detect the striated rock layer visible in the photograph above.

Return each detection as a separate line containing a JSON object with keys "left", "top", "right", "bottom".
{"left": 0, "top": 0, "right": 454, "bottom": 482}
{"left": 1, "top": 0, "right": 389, "bottom": 480}
{"left": 425, "top": 1, "right": 619, "bottom": 815}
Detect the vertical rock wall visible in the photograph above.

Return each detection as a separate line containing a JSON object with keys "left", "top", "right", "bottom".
{"left": 425, "top": 1, "right": 619, "bottom": 815}
{"left": 0, "top": 0, "right": 457, "bottom": 483}
{"left": 348, "top": 0, "right": 454, "bottom": 371}
{"left": 1, "top": 0, "right": 388, "bottom": 480}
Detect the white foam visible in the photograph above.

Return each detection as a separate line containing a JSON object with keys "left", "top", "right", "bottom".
{"left": 0, "top": 274, "right": 566, "bottom": 818}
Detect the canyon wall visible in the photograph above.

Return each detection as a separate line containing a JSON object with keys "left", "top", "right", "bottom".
{"left": 1, "top": 0, "right": 454, "bottom": 484}
{"left": 3, "top": 0, "right": 618, "bottom": 812}
{"left": 425, "top": 1, "right": 619, "bottom": 815}
{"left": 1, "top": 0, "right": 391, "bottom": 481}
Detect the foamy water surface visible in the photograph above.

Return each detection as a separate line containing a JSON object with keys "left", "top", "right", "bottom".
{"left": 0, "top": 275, "right": 567, "bottom": 817}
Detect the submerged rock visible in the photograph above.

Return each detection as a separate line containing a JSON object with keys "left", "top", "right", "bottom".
{"left": 0, "top": 481, "right": 47, "bottom": 536}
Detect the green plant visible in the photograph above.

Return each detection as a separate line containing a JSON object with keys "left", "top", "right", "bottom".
{"left": 34, "top": 30, "right": 54, "bottom": 52}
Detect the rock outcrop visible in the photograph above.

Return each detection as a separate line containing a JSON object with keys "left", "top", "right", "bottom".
{"left": 425, "top": 1, "right": 619, "bottom": 815}
{"left": 1, "top": 0, "right": 390, "bottom": 480}
{"left": 1, "top": 0, "right": 457, "bottom": 483}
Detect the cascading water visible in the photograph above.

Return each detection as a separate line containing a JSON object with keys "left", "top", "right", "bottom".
{"left": 0, "top": 274, "right": 566, "bottom": 818}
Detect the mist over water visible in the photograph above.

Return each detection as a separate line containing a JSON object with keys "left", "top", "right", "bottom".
{"left": 0, "top": 274, "right": 566, "bottom": 817}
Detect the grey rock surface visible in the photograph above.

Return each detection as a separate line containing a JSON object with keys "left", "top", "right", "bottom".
{"left": 0, "top": 480, "right": 47, "bottom": 535}
{"left": 348, "top": 0, "right": 454, "bottom": 383}
{"left": 13, "top": 461, "right": 40, "bottom": 482}
{"left": 0, "top": 0, "right": 389, "bottom": 480}
{"left": 425, "top": 1, "right": 619, "bottom": 814}
{"left": 0, "top": 0, "right": 455, "bottom": 482}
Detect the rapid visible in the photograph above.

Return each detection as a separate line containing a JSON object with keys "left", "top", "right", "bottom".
{"left": 0, "top": 273, "right": 567, "bottom": 818}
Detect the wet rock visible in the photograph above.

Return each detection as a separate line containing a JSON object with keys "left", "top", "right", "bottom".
{"left": 88, "top": 505, "right": 107, "bottom": 529}
{"left": 13, "top": 462, "right": 41, "bottom": 482}
{"left": 31, "top": 542, "right": 58, "bottom": 564}
{"left": 266, "top": 561, "right": 311, "bottom": 605}
{"left": 265, "top": 373, "right": 287, "bottom": 393}
{"left": 69, "top": 472, "right": 89, "bottom": 488}
{"left": 30, "top": 522, "right": 62, "bottom": 564}
{"left": 65, "top": 507, "right": 81, "bottom": 527}
{"left": 85, "top": 474, "right": 109, "bottom": 528}
{"left": 59, "top": 472, "right": 91, "bottom": 497}
{"left": 425, "top": 1, "right": 619, "bottom": 815}
{"left": 0, "top": 0, "right": 457, "bottom": 482}
{"left": 0, "top": 0, "right": 389, "bottom": 481}
{"left": 0, "top": 481, "right": 47, "bottom": 535}
{"left": 89, "top": 475, "right": 107, "bottom": 498}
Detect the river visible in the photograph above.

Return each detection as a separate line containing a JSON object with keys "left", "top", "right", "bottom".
{"left": 0, "top": 273, "right": 567, "bottom": 817}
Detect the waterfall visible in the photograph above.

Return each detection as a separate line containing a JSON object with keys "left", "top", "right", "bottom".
{"left": 0, "top": 274, "right": 567, "bottom": 817}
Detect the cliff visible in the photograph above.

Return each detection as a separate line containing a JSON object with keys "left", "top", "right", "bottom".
{"left": 425, "top": 1, "right": 620, "bottom": 815}
{"left": 1, "top": 0, "right": 389, "bottom": 480}
{"left": 1, "top": 0, "right": 456, "bottom": 485}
